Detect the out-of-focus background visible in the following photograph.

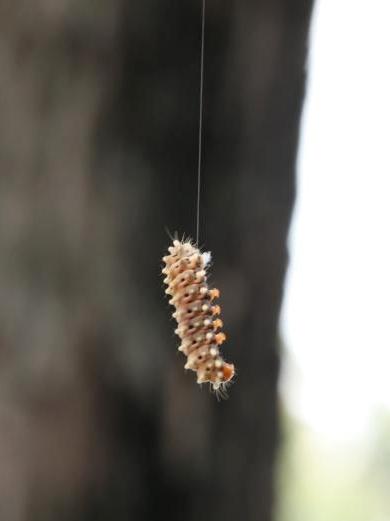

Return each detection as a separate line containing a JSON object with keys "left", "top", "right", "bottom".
{"left": 0, "top": 0, "right": 388, "bottom": 520}
{"left": 279, "top": 1, "right": 390, "bottom": 520}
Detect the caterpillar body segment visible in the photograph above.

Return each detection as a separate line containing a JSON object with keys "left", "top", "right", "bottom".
{"left": 162, "top": 239, "right": 235, "bottom": 394}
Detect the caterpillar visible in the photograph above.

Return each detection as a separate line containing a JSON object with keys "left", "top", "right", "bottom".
{"left": 162, "top": 239, "right": 235, "bottom": 396}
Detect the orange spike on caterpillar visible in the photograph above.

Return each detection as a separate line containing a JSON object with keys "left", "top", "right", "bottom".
{"left": 162, "top": 238, "right": 235, "bottom": 395}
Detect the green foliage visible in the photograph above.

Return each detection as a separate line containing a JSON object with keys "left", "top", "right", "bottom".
{"left": 277, "top": 407, "right": 390, "bottom": 521}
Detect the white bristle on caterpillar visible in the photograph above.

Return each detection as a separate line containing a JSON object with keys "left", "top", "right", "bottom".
{"left": 162, "top": 239, "right": 235, "bottom": 394}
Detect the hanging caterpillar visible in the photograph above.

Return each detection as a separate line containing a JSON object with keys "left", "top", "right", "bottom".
{"left": 162, "top": 239, "right": 235, "bottom": 395}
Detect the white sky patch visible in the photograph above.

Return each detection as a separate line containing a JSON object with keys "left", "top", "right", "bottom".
{"left": 281, "top": 0, "right": 390, "bottom": 443}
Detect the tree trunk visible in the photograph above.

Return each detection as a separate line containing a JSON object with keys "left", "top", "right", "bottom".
{"left": 0, "top": 1, "right": 313, "bottom": 520}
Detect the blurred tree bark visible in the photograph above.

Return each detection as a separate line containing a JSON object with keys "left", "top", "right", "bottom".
{"left": 0, "top": 1, "right": 313, "bottom": 520}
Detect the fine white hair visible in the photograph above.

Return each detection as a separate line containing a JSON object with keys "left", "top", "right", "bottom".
{"left": 202, "top": 251, "right": 212, "bottom": 266}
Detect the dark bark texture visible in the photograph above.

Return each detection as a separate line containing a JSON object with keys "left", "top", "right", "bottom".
{"left": 0, "top": 1, "right": 313, "bottom": 520}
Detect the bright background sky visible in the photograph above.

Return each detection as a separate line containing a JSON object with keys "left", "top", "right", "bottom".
{"left": 281, "top": 0, "right": 390, "bottom": 444}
